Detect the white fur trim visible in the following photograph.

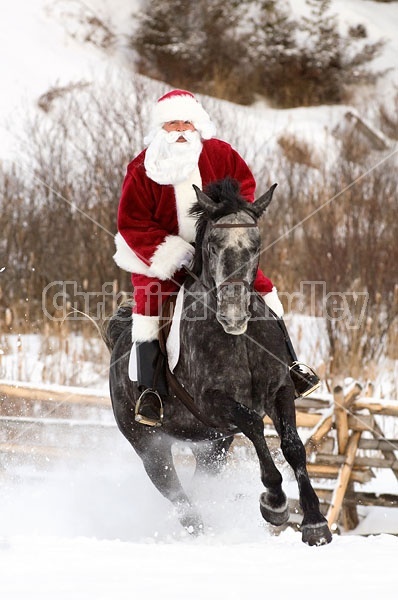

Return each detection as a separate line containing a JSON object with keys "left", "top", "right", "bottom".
{"left": 263, "top": 287, "right": 284, "bottom": 318}
{"left": 148, "top": 235, "right": 195, "bottom": 280}
{"left": 132, "top": 314, "right": 159, "bottom": 342}
{"left": 128, "top": 342, "right": 138, "bottom": 381}
{"left": 150, "top": 94, "right": 216, "bottom": 140}
{"left": 113, "top": 232, "right": 150, "bottom": 275}
{"left": 174, "top": 168, "right": 202, "bottom": 242}
{"left": 166, "top": 284, "right": 185, "bottom": 373}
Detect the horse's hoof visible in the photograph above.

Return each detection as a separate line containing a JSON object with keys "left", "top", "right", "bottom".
{"left": 301, "top": 522, "right": 332, "bottom": 546}
{"left": 185, "top": 522, "right": 204, "bottom": 536}
{"left": 259, "top": 492, "right": 290, "bottom": 526}
{"left": 182, "top": 518, "right": 204, "bottom": 536}
{"left": 178, "top": 510, "right": 204, "bottom": 536}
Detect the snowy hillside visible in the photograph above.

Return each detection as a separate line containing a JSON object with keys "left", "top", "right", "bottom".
{"left": 0, "top": 0, "right": 139, "bottom": 157}
{"left": 2, "top": 0, "right": 398, "bottom": 159}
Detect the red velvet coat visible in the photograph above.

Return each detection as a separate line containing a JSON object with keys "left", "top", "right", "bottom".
{"left": 114, "top": 138, "right": 273, "bottom": 316}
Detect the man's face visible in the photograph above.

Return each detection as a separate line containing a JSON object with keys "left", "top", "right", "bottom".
{"left": 145, "top": 120, "right": 203, "bottom": 184}
{"left": 162, "top": 120, "right": 196, "bottom": 142}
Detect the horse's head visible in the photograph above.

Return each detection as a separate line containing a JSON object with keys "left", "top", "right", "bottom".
{"left": 192, "top": 178, "right": 277, "bottom": 335}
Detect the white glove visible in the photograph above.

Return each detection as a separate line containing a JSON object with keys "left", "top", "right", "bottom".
{"left": 179, "top": 248, "right": 195, "bottom": 269}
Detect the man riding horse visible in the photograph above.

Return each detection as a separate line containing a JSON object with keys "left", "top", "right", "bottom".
{"left": 113, "top": 89, "right": 320, "bottom": 426}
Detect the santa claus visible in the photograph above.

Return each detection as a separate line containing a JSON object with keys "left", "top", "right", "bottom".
{"left": 114, "top": 89, "right": 319, "bottom": 426}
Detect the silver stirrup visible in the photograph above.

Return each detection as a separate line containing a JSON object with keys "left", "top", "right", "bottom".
{"left": 135, "top": 388, "right": 164, "bottom": 427}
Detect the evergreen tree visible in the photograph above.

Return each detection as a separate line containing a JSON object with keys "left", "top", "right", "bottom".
{"left": 132, "top": 0, "right": 248, "bottom": 100}
{"left": 248, "top": 0, "right": 384, "bottom": 106}
{"left": 132, "top": 0, "right": 385, "bottom": 107}
{"left": 133, "top": 0, "right": 206, "bottom": 84}
{"left": 246, "top": 0, "right": 300, "bottom": 105}
{"left": 294, "top": 0, "right": 384, "bottom": 105}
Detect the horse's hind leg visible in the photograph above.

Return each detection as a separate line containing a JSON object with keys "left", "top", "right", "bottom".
{"left": 192, "top": 436, "right": 234, "bottom": 476}
{"left": 109, "top": 360, "right": 203, "bottom": 536}
{"left": 134, "top": 436, "right": 204, "bottom": 535}
{"left": 273, "top": 392, "right": 332, "bottom": 546}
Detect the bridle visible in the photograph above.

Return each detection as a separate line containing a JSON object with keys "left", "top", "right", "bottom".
{"left": 210, "top": 219, "right": 259, "bottom": 291}
{"left": 212, "top": 223, "right": 258, "bottom": 229}
{"left": 184, "top": 218, "right": 259, "bottom": 291}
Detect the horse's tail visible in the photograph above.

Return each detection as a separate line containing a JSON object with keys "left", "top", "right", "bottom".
{"left": 102, "top": 302, "right": 133, "bottom": 351}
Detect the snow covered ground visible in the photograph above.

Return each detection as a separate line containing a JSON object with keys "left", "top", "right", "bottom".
{"left": 1, "top": 432, "right": 398, "bottom": 600}
{"left": 1, "top": 1, "right": 398, "bottom": 597}
{"left": 3, "top": 532, "right": 398, "bottom": 600}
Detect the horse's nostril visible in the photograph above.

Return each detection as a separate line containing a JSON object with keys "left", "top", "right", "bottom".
{"left": 217, "top": 313, "right": 250, "bottom": 330}
{"left": 218, "top": 311, "right": 250, "bottom": 321}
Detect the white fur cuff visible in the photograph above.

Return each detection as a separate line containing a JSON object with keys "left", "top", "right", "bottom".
{"left": 148, "top": 235, "right": 195, "bottom": 280}
{"left": 113, "top": 232, "right": 150, "bottom": 275}
{"left": 132, "top": 314, "right": 159, "bottom": 342}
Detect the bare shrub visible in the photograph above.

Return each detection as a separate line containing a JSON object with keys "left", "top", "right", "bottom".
{"left": 277, "top": 134, "right": 320, "bottom": 169}
{"left": 378, "top": 91, "right": 398, "bottom": 140}
{"left": 0, "top": 75, "right": 154, "bottom": 334}
{"left": 287, "top": 147, "right": 398, "bottom": 378}
{"left": 348, "top": 24, "right": 368, "bottom": 39}
{"left": 47, "top": 0, "right": 116, "bottom": 49}
{"left": 37, "top": 81, "right": 90, "bottom": 113}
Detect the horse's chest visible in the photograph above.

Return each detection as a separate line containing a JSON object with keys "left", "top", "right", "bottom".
{"left": 181, "top": 321, "right": 252, "bottom": 395}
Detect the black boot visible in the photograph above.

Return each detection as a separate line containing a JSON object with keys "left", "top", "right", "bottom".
{"left": 134, "top": 340, "right": 168, "bottom": 427}
{"left": 276, "top": 318, "right": 321, "bottom": 398}
{"left": 289, "top": 361, "right": 321, "bottom": 398}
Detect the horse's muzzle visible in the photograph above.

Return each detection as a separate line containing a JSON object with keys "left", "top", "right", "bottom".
{"left": 216, "top": 282, "right": 251, "bottom": 335}
{"left": 218, "top": 316, "right": 249, "bottom": 335}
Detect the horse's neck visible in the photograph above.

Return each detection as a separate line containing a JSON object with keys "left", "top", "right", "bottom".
{"left": 185, "top": 269, "right": 212, "bottom": 293}
{"left": 184, "top": 276, "right": 217, "bottom": 310}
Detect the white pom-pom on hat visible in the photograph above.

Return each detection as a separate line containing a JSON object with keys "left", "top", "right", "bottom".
{"left": 147, "top": 89, "right": 216, "bottom": 141}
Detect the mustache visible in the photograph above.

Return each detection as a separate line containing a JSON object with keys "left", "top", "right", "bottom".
{"left": 165, "top": 129, "right": 197, "bottom": 143}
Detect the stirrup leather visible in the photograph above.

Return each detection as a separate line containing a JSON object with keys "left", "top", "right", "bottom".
{"left": 289, "top": 361, "right": 321, "bottom": 398}
{"left": 135, "top": 388, "right": 164, "bottom": 427}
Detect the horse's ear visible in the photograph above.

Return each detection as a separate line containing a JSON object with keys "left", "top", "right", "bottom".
{"left": 251, "top": 183, "right": 278, "bottom": 218}
{"left": 193, "top": 184, "right": 217, "bottom": 215}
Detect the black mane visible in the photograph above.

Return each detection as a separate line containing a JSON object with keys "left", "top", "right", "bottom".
{"left": 189, "top": 177, "right": 256, "bottom": 276}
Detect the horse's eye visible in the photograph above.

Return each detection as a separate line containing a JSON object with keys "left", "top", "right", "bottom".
{"left": 208, "top": 244, "right": 217, "bottom": 256}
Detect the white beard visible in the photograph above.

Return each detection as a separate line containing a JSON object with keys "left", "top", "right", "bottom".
{"left": 144, "top": 129, "right": 203, "bottom": 185}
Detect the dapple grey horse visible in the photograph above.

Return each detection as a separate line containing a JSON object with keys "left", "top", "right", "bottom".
{"left": 105, "top": 178, "right": 332, "bottom": 546}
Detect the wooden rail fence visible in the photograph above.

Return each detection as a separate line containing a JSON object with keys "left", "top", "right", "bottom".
{"left": 289, "top": 381, "right": 398, "bottom": 531}
{"left": 0, "top": 379, "right": 397, "bottom": 532}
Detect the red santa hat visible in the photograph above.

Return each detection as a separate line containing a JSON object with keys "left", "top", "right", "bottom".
{"left": 147, "top": 89, "right": 216, "bottom": 141}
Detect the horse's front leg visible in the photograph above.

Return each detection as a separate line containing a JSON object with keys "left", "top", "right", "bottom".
{"left": 130, "top": 434, "right": 204, "bottom": 536}
{"left": 273, "top": 390, "right": 333, "bottom": 546}
{"left": 204, "top": 392, "right": 289, "bottom": 526}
